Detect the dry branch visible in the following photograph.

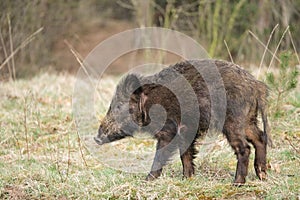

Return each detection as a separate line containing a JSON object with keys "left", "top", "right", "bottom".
{"left": 267, "top": 26, "right": 290, "bottom": 73}
{"left": 224, "top": 40, "right": 234, "bottom": 63}
{"left": 0, "top": 27, "right": 43, "bottom": 71}
{"left": 248, "top": 30, "right": 281, "bottom": 63}
{"left": 257, "top": 24, "right": 279, "bottom": 79}
{"left": 288, "top": 30, "right": 300, "bottom": 65}
{"left": 8, "top": 15, "right": 16, "bottom": 80}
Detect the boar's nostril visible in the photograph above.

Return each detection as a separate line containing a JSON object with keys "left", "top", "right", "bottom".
{"left": 94, "top": 137, "right": 103, "bottom": 145}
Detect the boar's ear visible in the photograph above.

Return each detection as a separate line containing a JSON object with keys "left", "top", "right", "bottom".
{"left": 138, "top": 92, "right": 148, "bottom": 123}
{"left": 123, "top": 74, "right": 148, "bottom": 121}
{"left": 123, "top": 74, "right": 143, "bottom": 97}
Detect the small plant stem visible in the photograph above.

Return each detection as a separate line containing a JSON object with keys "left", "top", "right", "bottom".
{"left": 7, "top": 14, "right": 16, "bottom": 80}
{"left": 224, "top": 40, "right": 234, "bottom": 63}
{"left": 12, "top": 130, "right": 22, "bottom": 158}
{"left": 76, "top": 129, "right": 88, "bottom": 167}
{"left": 288, "top": 30, "right": 300, "bottom": 65}
{"left": 0, "top": 29, "right": 12, "bottom": 80}
{"left": 23, "top": 96, "right": 30, "bottom": 160}
{"left": 257, "top": 24, "right": 279, "bottom": 79}
{"left": 248, "top": 30, "right": 281, "bottom": 63}
{"left": 63, "top": 132, "right": 71, "bottom": 182}
{"left": 209, "top": 0, "right": 222, "bottom": 57}
{"left": 275, "top": 90, "right": 282, "bottom": 113}
{"left": 56, "top": 150, "right": 64, "bottom": 183}
{"left": 267, "top": 26, "right": 290, "bottom": 73}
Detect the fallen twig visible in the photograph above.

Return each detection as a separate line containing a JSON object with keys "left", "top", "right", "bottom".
{"left": 285, "top": 136, "right": 300, "bottom": 155}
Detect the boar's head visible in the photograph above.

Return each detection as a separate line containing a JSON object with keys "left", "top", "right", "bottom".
{"left": 94, "top": 74, "right": 148, "bottom": 145}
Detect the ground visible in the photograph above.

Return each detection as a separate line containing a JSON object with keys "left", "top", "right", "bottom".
{"left": 0, "top": 72, "right": 299, "bottom": 199}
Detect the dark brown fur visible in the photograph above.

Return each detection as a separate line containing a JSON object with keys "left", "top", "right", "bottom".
{"left": 94, "top": 59, "right": 271, "bottom": 184}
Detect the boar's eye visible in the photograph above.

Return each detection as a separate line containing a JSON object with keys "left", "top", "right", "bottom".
{"left": 116, "top": 103, "right": 123, "bottom": 110}
{"left": 113, "top": 102, "right": 126, "bottom": 112}
{"left": 112, "top": 102, "right": 120, "bottom": 110}
{"left": 129, "top": 107, "right": 134, "bottom": 114}
{"left": 129, "top": 103, "right": 137, "bottom": 114}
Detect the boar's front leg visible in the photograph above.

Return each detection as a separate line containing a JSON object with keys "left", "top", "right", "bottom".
{"left": 146, "top": 121, "right": 177, "bottom": 181}
{"left": 179, "top": 139, "right": 198, "bottom": 178}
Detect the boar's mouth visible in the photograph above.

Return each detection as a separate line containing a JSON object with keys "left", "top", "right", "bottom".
{"left": 94, "top": 136, "right": 109, "bottom": 145}
{"left": 94, "top": 130, "right": 130, "bottom": 145}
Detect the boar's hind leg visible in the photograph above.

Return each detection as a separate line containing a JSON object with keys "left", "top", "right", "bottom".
{"left": 224, "top": 127, "right": 251, "bottom": 185}
{"left": 179, "top": 139, "right": 197, "bottom": 178}
{"left": 246, "top": 124, "right": 267, "bottom": 181}
{"left": 146, "top": 128, "right": 177, "bottom": 181}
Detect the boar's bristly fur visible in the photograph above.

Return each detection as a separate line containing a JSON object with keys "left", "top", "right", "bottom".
{"left": 94, "top": 59, "right": 272, "bottom": 185}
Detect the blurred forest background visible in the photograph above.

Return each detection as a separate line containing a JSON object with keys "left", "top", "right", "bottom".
{"left": 0, "top": 0, "right": 300, "bottom": 79}
{"left": 1, "top": 1, "right": 300, "bottom": 199}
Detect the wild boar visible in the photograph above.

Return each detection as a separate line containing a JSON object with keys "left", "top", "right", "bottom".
{"left": 94, "top": 59, "right": 272, "bottom": 184}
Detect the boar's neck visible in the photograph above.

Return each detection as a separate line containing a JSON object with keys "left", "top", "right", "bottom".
{"left": 142, "top": 83, "right": 181, "bottom": 124}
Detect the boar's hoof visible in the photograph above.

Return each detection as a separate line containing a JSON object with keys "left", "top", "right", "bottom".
{"left": 145, "top": 175, "right": 155, "bottom": 181}
{"left": 145, "top": 173, "right": 159, "bottom": 181}
{"left": 232, "top": 182, "right": 245, "bottom": 187}
{"left": 233, "top": 176, "right": 246, "bottom": 186}
{"left": 183, "top": 168, "right": 195, "bottom": 179}
{"left": 258, "top": 172, "right": 266, "bottom": 181}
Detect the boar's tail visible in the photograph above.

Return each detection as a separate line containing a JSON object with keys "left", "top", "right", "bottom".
{"left": 258, "top": 89, "right": 274, "bottom": 147}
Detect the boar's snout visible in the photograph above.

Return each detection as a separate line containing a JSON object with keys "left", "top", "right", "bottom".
{"left": 94, "top": 135, "right": 110, "bottom": 145}
{"left": 94, "top": 136, "right": 103, "bottom": 145}
{"left": 94, "top": 126, "right": 109, "bottom": 145}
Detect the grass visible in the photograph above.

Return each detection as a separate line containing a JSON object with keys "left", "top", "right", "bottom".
{"left": 0, "top": 72, "right": 299, "bottom": 199}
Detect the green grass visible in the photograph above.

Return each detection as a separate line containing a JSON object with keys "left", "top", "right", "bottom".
{"left": 0, "top": 73, "right": 299, "bottom": 199}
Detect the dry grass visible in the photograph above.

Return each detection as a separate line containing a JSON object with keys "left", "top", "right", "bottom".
{"left": 0, "top": 72, "right": 299, "bottom": 199}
